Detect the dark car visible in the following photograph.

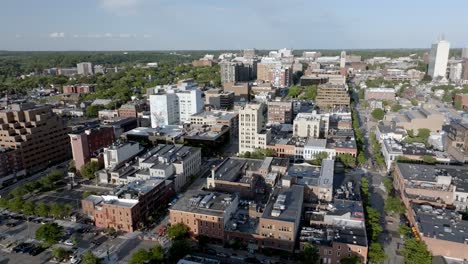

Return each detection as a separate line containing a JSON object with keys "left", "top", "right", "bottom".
{"left": 6, "top": 222, "right": 17, "bottom": 227}
{"left": 29, "top": 246, "right": 45, "bottom": 256}
{"left": 13, "top": 243, "right": 32, "bottom": 253}
{"left": 245, "top": 257, "right": 261, "bottom": 264}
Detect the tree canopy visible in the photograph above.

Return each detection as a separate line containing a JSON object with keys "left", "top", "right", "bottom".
{"left": 301, "top": 243, "right": 320, "bottom": 264}
{"left": 167, "top": 223, "right": 190, "bottom": 240}
{"left": 80, "top": 161, "right": 101, "bottom": 179}
{"left": 36, "top": 223, "right": 64, "bottom": 246}
{"left": 402, "top": 238, "right": 432, "bottom": 264}
{"left": 371, "top": 108, "right": 385, "bottom": 120}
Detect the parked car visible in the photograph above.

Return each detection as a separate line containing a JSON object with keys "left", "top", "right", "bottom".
{"left": 64, "top": 239, "right": 74, "bottom": 246}
{"left": 70, "top": 255, "right": 81, "bottom": 264}
{"left": 6, "top": 222, "right": 17, "bottom": 227}
{"left": 29, "top": 246, "right": 45, "bottom": 256}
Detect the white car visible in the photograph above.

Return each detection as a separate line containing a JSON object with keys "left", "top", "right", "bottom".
{"left": 70, "top": 255, "right": 81, "bottom": 264}
{"left": 64, "top": 239, "right": 74, "bottom": 246}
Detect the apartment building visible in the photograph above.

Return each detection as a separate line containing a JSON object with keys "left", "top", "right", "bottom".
{"left": 63, "top": 84, "right": 95, "bottom": 94}
{"left": 169, "top": 190, "right": 239, "bottom": 241}
{"left": 239, "top": 103, "right": 271, "bottom": 153}
{"left": 82, "top": 178, "right": 173, "bottom": 232}
{"left": 118, "top": 102, "right": 147, "bottom": 118}
{"left": 102, "top": 141, "right": 143, "bottom": 170}
{"left": 0, "top": 103, "right": 71, "bottom": 173}
{"left": 293, "top": 112, "right": 330, "bottom": 138}
{"left": 69, "top": 126, "right": 115, "bottom": 170}
{"left": 0, "top": 148, "right": 25, "bottom": 184}
{"left": 77, "top": 62, "right": 93, "bottom": 75}
{"left": 220, "top": 61, "right": 251, "bottom": 84}
{"left": 223, "top": 82, "right": 251, "bottom": 102}
{"left": 267, "top": 101, "right": 293, "bottom": 124}
{"left": 190, "top": 110, "right": 238, "bottom": 138}
{"left": 315, "top": 84, "right": 350, "bottom": 109}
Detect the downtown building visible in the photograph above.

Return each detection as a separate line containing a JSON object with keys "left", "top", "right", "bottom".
{"left": 0, "top": 103, "right": 71, "bottom": 177}
{"left": 77, "top": 62, "right": 94, "bottom": 75}
{"left": 428, "top": 39, "right": 450, "bottom": 79}
{"left": 315, "top": 84, "right": 350, "bottom": 109}
{"left": 238, "top": 103, "right": 271, "bottom": 154}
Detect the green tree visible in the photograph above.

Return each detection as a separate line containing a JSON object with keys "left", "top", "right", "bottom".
{"left": 338, "top": 153, "right": 356, "bottom": 168}
{"left": 301, "top": 85, "right": 318, "bottom": 100}
{"left": 82, "top": 191, "right": 96, "bottom": 199}
{"left": 167, "top": 223, "right": 189, "bottom": 240}
{"left": 411, "top": 99, "right": 418, "bottom": 106}
{"left": 368, "top": 243, "right": 387, "bottom": 263}
{"left": 401, "top": 238, "right": 432, "bottom": 264}
{"left": 86, "top": 105, "right": 103, "bottom": 118}
{"left": 398, "top": 224, "right": 411, "bottom": 238}
{"left": 197, "top": 235, "right": 209, "bottom": 250}
{"left": 82, "top": 251, "right": 101, "bottom": 264}
{"left": 371, "top": 108, "right": 385, "bottom": 120}
{"left": 129, "top": 248, "right": 151, "bottom": 264}
{"left": 0, "top": 197, "right": 9, "bottom": 208}
{"left": 391, "top": 104, "right": 403, "bottom": 112}
{"left": 384, "top": 196, "right": 406, "bottom": 214}
{"left": 383, "top": 177, "right": 393, "bottom": 193}
{"left": 50, "top": 203, "right": 64, "bottom": 219}
{"left": 52, "top": 248, "right": 71, "bottom": 261}
{"left": 357, "top": 152, "right": 367, "bottom": 166}
{"left": 301, "top": 242, "right": 320, "bottom": 264}
{"left": 36, "top": 223, "right": 64, "bottom": 246}
{"left": 149, "top": 245, "right": 165, "bottom": 263}
{"left": 340, "top": 255, "right": 362, "bottom": 264}
{"left": 23, "top": 201, "right": 36, "bottom": 215}
{"left": 454, "top": 100, "right": 462, "bottom": 110}
{"left": 35, "top": 202, "right": 50, "bottom": 217}
{"left": 80, "top": 161, "right": 101, "bottom": 179}
{"left": 8, "top": 197, "right": 24, "bottom": 212}
{"left": 422, "top": 155, "right": 436, "bottom": 164}
{"left": 10, "top": 185, "right": 28, "bottom": 198}
{"left": 417, "top": 128, "right": 430, "bottom": 141}
{"left": 168, "top": 240, "right": 191, "bottom": 263}
{"left": 288, "top": 86, "right": 303, "bottom": 98}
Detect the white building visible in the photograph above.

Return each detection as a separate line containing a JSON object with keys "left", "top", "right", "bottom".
{"left": 77, "top": 62, "right": 93, "bottom": 75}
{"left": 340, "top": 51, "right": 346, "bottom": 68}
{"left": 428, "top": 40, "right": 450, "bottom": 79}
{"left": 103, "top": 142, "right": 143, "bottom": 169}
{"left": 303, "top": 139, "right": 336, "bottom": 160}
{"left": 238, "top": 103, "right": 271, "bottom": 153}
{"left": 462, "top": 46, "right": 468, "bottom": 59}
{"left": 149, "top": 89, "right": 203, "bottom": 127}
{"left": 293, "top": 111, "right": 330, "bottom": 138}
{"left": 449, "top": 63, "right": 463, "bottom": 82}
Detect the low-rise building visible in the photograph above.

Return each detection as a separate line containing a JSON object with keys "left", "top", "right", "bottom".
{"left": 190, "top": 110, "right": 238, "bottom": 138}
{"left": 375, "top": 122, "right": 407, "bottom": 142}
{"left": 364, "top": 88, "right": 396, "bottom": 101}
{"left": 392, "top": 107, "right": 445, "bottom": 132}
{"left": 316, "top": 84, "right": 350, "bottom": 109}
{"left": 63, "top": 84, "right": 95, "bottom": 94}
{"left": 293, "top": 112, "right": 329, "bottom": 138}
{"left": 286, "top": 160, "right": 334, "bottom": 202}
{"left": 444, "top": 120, "right": 468, "bottom": 163}
{"left": 204, "top": 89, "right": 235, "bottom": 110}
{"left": 82, "top": 178, "right": 173, "bottom": 232}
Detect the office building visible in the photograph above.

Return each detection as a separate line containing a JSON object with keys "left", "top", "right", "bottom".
{"left": 69, "top": 126, "right": 115, "bottom": 170}
{"left": 239, "top": 103, "right": 270, "bottom": 153}
{"left": 102, "top": 141, "right": 143, "bottom": 169}
{"left": 340, "top": 51, "right": 346, "bottom": 68}
{"left": 444, "top": 120, "right": 468, "bottom": 163}
{"left": 190, "top": 110, "right": 238, "bottom": 138}
{"left": 0, "top": 148, "right": 24, "bottom": 184}
{"left": 267, "top": 101, "right": 293, "bottom": 124}
{"left": 223, "top": 82, "right": 251, "bottom": 102}
{"left": 462, "top": 46, "right": 468, "bottom": 59}
{"left": 428, "top": 40, "right": 450, "bottom": 79}
{"left": 220, "top": 61, "right": 251, "bottom": 84}
{"left": 462, "top": 60, "right": 468, "bottom": 80}
{"left": 315, "top": 84, "right": 350, "bottom": 109}
{"left": 0, "top": 103, "right": 71, "bottom": 173}
{"left": 82, "top": 178, "right": 173, "bottom": 232}
{"left": 204, "top": 89, "right": 234, "bottom": 110}
{"left": 77, "top": 62, "right": 94, "bottom": 76}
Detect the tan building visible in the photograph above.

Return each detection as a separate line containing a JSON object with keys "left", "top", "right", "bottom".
{"left": 82, "top": 178, "right": 174, "bottom": 232}
{"left": 293, "top": 112, "right": 330, "bottom": 138}
{"left": 238, "top": 103, "right": 271, "bottom": 153}
{"left": 0, "top": 148, "right": 25, "bottom": 184}
{"left": 364, "top": 88, "right": 396, "bottom": 101}
{"left": 315, "top": 84, "right": 350, "bottom": 109}
{"left": 454, "top": 93, "right": 468, "bottom": 110}
{"left": 169, "top": 190, "right": 239, "bottom": 241}
{"left": 0, "top": 103, "right": 71, "bottom": 173}
{"left": 267, "top": 101, "right": 293, "bottom": 124}
{"left": 392, "top": 107, "right": 445, "bottom": 132}
{"left": 118, "top": 102, "right": 147, "bottom": 118}
{"left": 223, "top": 82, "right": 251, "bottom": 102}
{"left": 444, "top": 120, "right": 468, "bottom": 163}
{"left": 190, "top": 110, "right": 238, "bottom": 138}
{"left": 192, "top": 59, "right": 216, "bottom": 67}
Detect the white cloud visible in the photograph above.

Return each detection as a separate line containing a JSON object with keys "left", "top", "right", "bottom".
{"left": 119, "top": 33, "right": 132, "bottom": 38}
{"left": 49, "top": 32, "right": 65, "bottom": 38}
{"left": 143, "top": 34, "right": 152, "bottom": 38}
{"left": 98, "top": 0, "right": 142, "bottom": 16}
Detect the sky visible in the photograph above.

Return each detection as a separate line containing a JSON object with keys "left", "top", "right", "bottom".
{"left": 1, "top": 0, "right": 468, "bottom": 51}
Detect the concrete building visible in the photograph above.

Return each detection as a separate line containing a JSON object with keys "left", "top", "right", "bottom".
{"left": 428, "top": 40, "right": 450, "bottom": 79}
{"left": 462, "top": 60, "right": 468, "bottom": 80}
{"left": 315, "top": 84, "right": 350, "bottom": 109}
{"left": 286, "top": 160, "right": 334, "bottom": 202}
{"left": 0, "top": 103, "right": 71, "bottom": 173}
{"left": 243, "top": 49, "right": 256, "bottom": 59}
{"left": 223, "top": 82, "right": 251, "bottom": 102}
{"left": 102, "top": 141, "right": 143, "bottom": 170}
{"left": 267, "top": 101, "right": 293, "bottom": 124}
{"left": 98, "top": 110, "right": 119, "bottom": 120}
{"left": 293, "top": 112, "right": 330, "bottom": 138}
{"left": 220, "top": 61, "right": 251, "bottom": 84}
{"left": 303, "top": 139, "right": 336, "bottom": 160}
{"left": 190, "top": 110, "right": 238, "bottom": 138}
{"left": 375, "top": 123, "right": 407, "bottom": 142}
{"left": 118, "top": 102, "right": 147, "bottom": 118}
{"left": 149, "top": 89, "right": 203, "bottom": 127}
{"left": 364, "top": 88, "right": 396, "bottom": 101}
{"left": 0, "top": 148, "right": 25, "bottom": 184}
{"left": 239, "top": 104, "right": 271, "bottom": 153}
{"left": 82, "top": 178, "right": 173, "bottom": 232}
{"left": 449, "top": 63, "right": 463, "bottom": 82}
{"left": 204, "top": 89, "right": 234, "bottom": 110}
{"left": 444, "top": 120, "right": 468, "bottom": 163}
{"left": 77, "top": 62, "right": 94, "bottom": 76}
{"left": 462, "top": 46, "right": 468, "bottom": 59}
{"left": 69, "top": 126, "right": 115, "bottom": 170}
{"left": 63, "top": 84, "right": 95, "bottom": 94}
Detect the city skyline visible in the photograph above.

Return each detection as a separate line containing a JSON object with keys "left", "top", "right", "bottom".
{"left": 2, "top": 0, "right": 468, "bottom": 51}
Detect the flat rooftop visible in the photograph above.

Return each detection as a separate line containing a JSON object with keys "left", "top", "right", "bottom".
{"left": 397, "top": 163, "right": 468, "bottom": 187}
{"left": 213, "top": 158, "right": 263, "bottom": 182}
{"left": 170, "top": 190, "right": 237, "bottom": 217}
{"left": 262, "top": 185, "right": 304, "bottom": 222}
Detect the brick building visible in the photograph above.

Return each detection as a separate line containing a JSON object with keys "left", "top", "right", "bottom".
{"left": 267, "top": 101, "right": 293, "bottom": 124}
{"left": 0, "top": 103, "right": 71, "bottom": 173}
{"left": 315, "top": 84, "right": 350, "bottom": 109}
{"left": 69, "top": 126, "right": 115, "bottom": 170}
{"left": 0, "top": 148, "right": 25, "bottom": 184}
{"left": 364, "top": 88, "right": 396, "bottom": 101}
{"left": 63, "top": 84, "right": 95, "bottom": 94}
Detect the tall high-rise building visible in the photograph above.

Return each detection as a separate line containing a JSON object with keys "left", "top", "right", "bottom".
{"left": 428, "top": 40, "right": 450, "bottom": 79}
{"left": 77, "top": 62, "right": 94, "bottom": 75}
{"left": 220, "top": 61, "right": 251, "bottom": 83}
{"left": 238, "top": 103, "right": 270, "bottom": 153}
{"left": 462, "top": 60, "right": 468, "bottom": 80}
{"left": 340, "top": 51, "right": 346, "bottom": 68}
{"left": 449, "top": 63, "right": 463, "bottom": 82}
{"left": 0, "top": 103, "right": 71, "bottom": 173}
{"left": 462, "top": 46, "right": 468, "bottom": 59}
{"left": 149, "top": 89, "right": 203, "bottom": 128}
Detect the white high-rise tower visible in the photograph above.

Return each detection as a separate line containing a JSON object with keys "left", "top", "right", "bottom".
{"left": 462, "top": 46, "right": 468, "bottom": 59}
{"left": 428, "top": 39, "right": 450, "bottom": 79}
